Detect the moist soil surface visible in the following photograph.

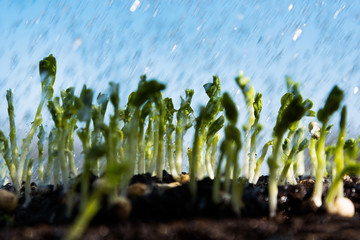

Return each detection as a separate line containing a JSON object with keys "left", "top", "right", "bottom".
{"left": 1, "top": 171, "right": 360, "bottom": 240}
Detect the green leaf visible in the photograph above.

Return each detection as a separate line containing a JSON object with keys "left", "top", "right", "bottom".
{"left": 344, "top": 138, "right": 358, "bottom": 160}
{"left": 282, "top": 138, "right": 290, "bottom": 152}
{"left": 253, "top": 92, "right": 262, "bottom": 121}
{"left": 221, "top": 92, "right": 238, "bottom": 124}
{"left": 340, "top": 106, "right": 347, "bottom": 130}
{"left": 274, "top": 93, "right": 312, "bottom": 137}
{"left": 235, "top": 72, "right": 254, "bottom": 104}
{"left": 140, "top": 101, "right": 153, "bottom": 124}
{"left": 164, "top": 98, "right": 176, "bottom": 123}
{"left": 109, "top": 82, "right": 120, "bottom": 110}
{"left": 207, "top": 115, "right": 225, "bottom": 142}
{"left": 298, "top": 138, "right": 309, "bottom": 152}
{"left": 203, "top": 75, "right": 221, "bottom": 98}
{"left": 317, "top": 86, "right": 344, "bottom": 123}
{"left": 76, "top": 85, "right": 94, "bottom": 122}
{"left": 225, "top": 125, "right": 242, "bottom": 151}
{"left": 131, "top": 78, "right": 166, "bottom": 108}
{"left": 39, "top": 54, "right": 56, "bottom": 78}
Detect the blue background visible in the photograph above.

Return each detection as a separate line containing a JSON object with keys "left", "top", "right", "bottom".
{"left": 0, "top": 0, "right": 359, "bottom": 173}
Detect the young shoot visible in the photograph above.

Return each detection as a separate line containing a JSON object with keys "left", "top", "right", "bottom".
{"left": 222, "top": 92, "right": 242, "bottom": 214}
{"left": 205, "top": 115, "right": 225, "bottom": 179}
{"left": 278, "top": 127, "right": 309, "bottom": 185}
{"left": 137, "top": 101, "right": 152, "bottom": 174}
{"left": 331, "top": 106, "right": 347, "bottom": 199}
{"left": 37, "top": 125, "right": 45, "bottom": 183}
{"left": 325, "top": 162, "right": 360, "bottom": 217}
{"left": 127, "top": 76, "right": 165, "bottom": 181}
{"left": 248, "top": 92, "right": 262, "bottom": 182}
{"left": 76, "top": 85, "right": 94, "bottom": 209}
{"left": 199, "top": 76, "right": 223, "bottom": 179}
{"left": 308, "top": 121, "right": 320, "bottom": 176}
{"left": 164, "top": 98, "right": 178, "bottom": 178}
{"left": 190, "top": 106, "right": 206, "bottom": 197}
{"left": 268, "top": 86, "right": 313, "bottom": 217}
{"left": 235, "top": 72, "right": 255, "bottom": 179}
{"left": 91, "top": 93, "right": 109, "bottom": 176}
{"left": 6, "top": 90, "right": 18, "bottom": 175}
{"left": 175, "top": 89, "right": 194, "bottom": 175}
{"left": 14, "top": 54, "right": 56, "bottom": 194}
{"left": 252, "top": 139, "right": 273, "bottom": 184}
{"left": 312, "top": 86, "right": 344, "bottom": 208}
{"left": 0, "top": 131, "right": 15, "bottom": 184}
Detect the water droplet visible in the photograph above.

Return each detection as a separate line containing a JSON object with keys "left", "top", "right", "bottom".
{"left": 288, "top": 4, "right": 293, "bottom": 11}
{"left": 354, "top": 87, "right": 359, "bottom": 95}
{"left": 130, "top": 0, "right": 141, "bottom": 12}
{"left": 292, "top": 28, "right": 302, "bottom": 41}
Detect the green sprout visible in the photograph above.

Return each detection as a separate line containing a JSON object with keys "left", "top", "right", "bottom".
{"left": 175, "top": 89, "right": 194, "bottom": 175}
{"left": 200, "top": 76, "right": 223, "bottom": 179}
{"left": 344, "top": 138, "right": 359, "bottom": 164}
{"left": 137, "top": 101, "right": 152, "bottom": 174}
{"left": 11, "top": 54, "right": 56, "bottom": 195}
{"left": 47, "top": 87, "right": 78, "bottom": 190}
{"left": 212, "top": 92, "right": 242, "bottom": 215}
{"left": 308, "top": 121, "right": 320, "bottom": 176}
{"left": 43, "top": 128, "right": 57, "bottom": 185}
{"left": 189, "top": 106, "right": 205, "bottom": 197}
{"left": 312, "top": 86, "right": 344, "bottom": 208}
{"left": 127, "top": 76, "right": 166, "bottom": 181}
{"left": 235, "top": 72, "right": 255, "bottom": 179}
{"left": 37, "top": 125, "right": 45, "bottom": 183}
{"left": 164, "top": 98, "right": 178, "bottom": 178}
{"left": 278, "top": 127, "right": 309, "bottom": 185}
{"left": 252, "top": 139, "right": 273, "bottom": 184}
{"left": 205, "top": 115, "right": 225, "bottom": 179}
{"left": 91, "top": 93, "right": 109, "bottom": 176}
{"left": 75, "top": 85, "right": 94, "bottom": 210}
{"left": 268, "top": 82, "right": 313, "bottom": 217}
{"left": 6, "top": 90, "right": 18, "bottom": 179}
{"left": 248, "top": 92, "right": 263, "bottom": 183}
{"left": 222, "top": 92, "right": 242, "bottom": 214}
{"left": 188, "top": 76, "right": 222, "bottom": 186}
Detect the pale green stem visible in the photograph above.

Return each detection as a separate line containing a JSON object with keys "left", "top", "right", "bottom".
{"left": 190, "top": 123, "right": 202, "bottom": 198}
{"left": 137, "top": 123, "right": 145, "bottom": 174}
{"left": 268, "top": 136, "right": 282, "bottom": 217}
{"left": 278, "top": 150, "right": 295, "bottom": 185}
{"left": 174, "top": 117, "right": 183, "bottom": 175}
{"left": 309, "top": 138, "right": 318, "bottom": 177}
{"left": 24, "top": 158, "right": 34, "bottom": 207}
{"left": 210, "top": 134, "right": 219, "bottom": 171}
{"left": 312, "top": 120, "right": 328, "bottom": 208}
{"left": 66, "top": 192, "right": 101, "bottom": 240}
{"left": 333, "top": 126, "right": 346, "bottom": 198}
{"left": 15, "top": 90, "right": 48, "bottom": 194}
{"left": 166, "top": 126, "right": 178, "bottom": 179}
{"left": 205, "top": 141, "right": 214, "bottom": 179}
{"left": 58, "top": 129, "right": 69, "bottom": 191}
{"left": 248, "top": 126, "right": 257, "bottom": 182}
{"left": 212, "top": 151, "right": 225, "bottom": 204}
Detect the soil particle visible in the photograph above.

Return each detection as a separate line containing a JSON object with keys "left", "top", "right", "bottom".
{"left": 2, "top": 172, "right": 360, "bottom": 239}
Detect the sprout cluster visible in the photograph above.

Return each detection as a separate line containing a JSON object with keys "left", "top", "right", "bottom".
{"left": 0, "top": 55, "right": 359, "bottom": 238}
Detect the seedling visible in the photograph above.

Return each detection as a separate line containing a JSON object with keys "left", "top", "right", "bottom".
{"left": 235, "top": 72, "right": 255, "bottom": 179}
{"left": 268, "top": 80, "right": 313, "bottom": 217}
{"left": 311, "top": 86, "right": 344, "bottom": 208}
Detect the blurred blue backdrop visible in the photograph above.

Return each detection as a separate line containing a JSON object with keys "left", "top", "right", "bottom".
{"left": 0, "top": 0, "right": 359, "bottom": 174}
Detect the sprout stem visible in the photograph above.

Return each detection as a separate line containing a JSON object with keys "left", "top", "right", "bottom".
{"left": 312, "top": 120, "right": 328, "bottom": 207}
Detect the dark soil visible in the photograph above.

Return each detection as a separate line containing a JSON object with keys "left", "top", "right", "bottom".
{"left": 1, "top": 172, "right": 360, "bottom": 239}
